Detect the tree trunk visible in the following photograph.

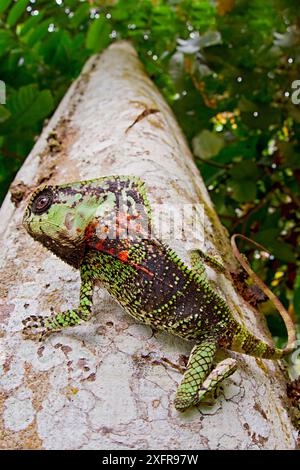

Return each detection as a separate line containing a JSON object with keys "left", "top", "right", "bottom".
{"left": 0, "top": 41, "right": 297, "bottom": 450}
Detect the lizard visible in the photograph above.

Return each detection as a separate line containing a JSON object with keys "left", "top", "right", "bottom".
{"left": 21, "top": 175, "right": 296, "bottom": 411}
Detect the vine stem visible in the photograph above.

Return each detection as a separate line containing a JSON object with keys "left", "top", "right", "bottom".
{"left": 231, "top": 233, "right": 296, "bottom": 354}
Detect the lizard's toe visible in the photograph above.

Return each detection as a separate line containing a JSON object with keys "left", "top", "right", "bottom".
{"left": 22, "top": 315, "right": 46, "bottom": 327}
{"left": 22, "top": 315, "right": 55, "bottom": 341}
{"left": 22, "top": 325, "right": 48, "bottom": 341}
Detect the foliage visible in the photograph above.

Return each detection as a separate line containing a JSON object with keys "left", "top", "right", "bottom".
{"left": 0, "top": 0, "right": 299, "bottom": 341}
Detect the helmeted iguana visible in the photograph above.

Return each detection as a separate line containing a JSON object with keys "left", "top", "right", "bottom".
{"left": 22, "top": 176, "right": 295, "bottom": 411}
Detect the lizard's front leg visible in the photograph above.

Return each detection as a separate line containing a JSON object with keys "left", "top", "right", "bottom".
{"left": 189, "top": 248, "right": 226, "bottom": 279}
{"left": 189, "top": 249, "right": 208, "bottom": 281}
{"left": 174, "top": 337, "right": 237, "bottom": 411}
{"left": 22, "top": 263, "right": 95, "bottom": 341}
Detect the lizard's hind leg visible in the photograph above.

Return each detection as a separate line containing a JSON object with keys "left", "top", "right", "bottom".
{"left": 174, "top": 338, "right": 237, "bottom": 411}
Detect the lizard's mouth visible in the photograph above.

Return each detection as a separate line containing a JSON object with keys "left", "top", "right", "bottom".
{"left": 26, "top": 226, "right": 86, "bottom": 269}
{"left": 23, "top": 217, "right": 61, "bottom": 236}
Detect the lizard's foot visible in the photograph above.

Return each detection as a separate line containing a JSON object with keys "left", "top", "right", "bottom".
{"left": 22, "top": 315, "right": 61, "bottom": 341}
{"left": 173, "top": 338, "right": 237, "bottom": 412}
{"left": 196, "top": 358, "right": 237, "bottom": 402}
{"left": 175, "top": 357, "right": 237, "bottom": 411}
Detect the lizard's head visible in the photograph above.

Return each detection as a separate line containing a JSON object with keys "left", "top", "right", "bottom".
{"left": 22, "top": 181, "right": 109, "bottom": 268}
{"left": 23, "top": 177, "right": 152, "bottom": 268}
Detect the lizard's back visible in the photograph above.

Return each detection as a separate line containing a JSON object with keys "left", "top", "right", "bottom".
{"left": 85, "top": 238, "right": 236, "bottom": 344}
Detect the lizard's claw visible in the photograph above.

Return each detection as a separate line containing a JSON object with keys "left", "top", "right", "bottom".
{"left": 160, "top": 357, "right": 187, "bottom": 374}
{"left": 22, "top": 315, "right": 60, "bottom": 341}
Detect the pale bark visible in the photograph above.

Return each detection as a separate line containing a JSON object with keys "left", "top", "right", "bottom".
{"left": 0, "top": 41, "right": 297, "bottom": 449}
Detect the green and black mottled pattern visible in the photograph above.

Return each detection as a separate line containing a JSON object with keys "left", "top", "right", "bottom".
{"left": 22, "top": 176, "right": 287, "bottom": 411}
{"left": 84, "top": 239, "right": 280, "bottom": 357}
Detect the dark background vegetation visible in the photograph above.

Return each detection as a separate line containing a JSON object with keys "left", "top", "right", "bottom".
{"left": 0, "top": 0, "right": 299, "bottom": 343}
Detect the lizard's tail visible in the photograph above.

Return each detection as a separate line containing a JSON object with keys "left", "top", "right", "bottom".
{"left": 231, "top": 234, "right": 296, "bottom": 357}
{"left": 230, "top": 325, "right": 285, "bottom": 359}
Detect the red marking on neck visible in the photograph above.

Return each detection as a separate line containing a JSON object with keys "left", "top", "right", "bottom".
{"left": 114, "top": 248, "right": 154, "bottom": 277}
{"left": 85, "top": 222, "right": 154, "bottom": 278}
{"left": 95, "top": 240, "right": 105, "bottom": 250}
{"left": 118, "top": 250, "right": 129, "bottom": 262}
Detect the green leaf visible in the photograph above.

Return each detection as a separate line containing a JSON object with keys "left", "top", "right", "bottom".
{"left": 0, "top": 104, "right": 11, "bottom": 123}
{"left": 70, "top": 3, "right": 89, "bottom": 29}
{"left": 251, "top": 235, "right": 296, "bottom": 263}
{"left": 289, "top": 106, "right": 300, "bottom": 124}
{"left": 267, "top": 240, "right": 296, "bottom": 263}
{"left": 0, "top": 29, "right": 14, "bottom": 55}
{"left": 277, "top": 141, "right": 300, "bottom": 169}
{"left": 18, "top": 10, "right": 45, "bottom": 36}
{"left": 25, "top": 19, "right": 52, "bottom": 47}
{"left": 228, "top": 161, "right": 260, "bottom": 202}
{"left": 85, "top": 16, "right": 112, "bottom": 52}
{"left": 238, "top": 96, "right": 257, "bottom": 112}
{"left": 42, "top": 30, "right": 73, "bottom": 67}
{"left": 0, "top": 0, "right": 12, "bottom": 15}
{"left": 229, "top": 180, "right": 257, "bottom": 202}
{"left": 23, "top": 89, "right": 53, "bottom": 124}
{"left": 7, "top": 84, "right": 54, "bottom": 128}
{"left": 7, "top": 0, "right": 29, "bottom": 27}
{"left": 294, "top": 274, "right": 300, "bottom": 320}
{"left": 192, "top": 129, "right": 224, "bottom": 160}
{"left": 230, "top": 160, "right": 259, "bottom": 180}
{"left": 253, "top": 228, "right": 281, "bottom": 245}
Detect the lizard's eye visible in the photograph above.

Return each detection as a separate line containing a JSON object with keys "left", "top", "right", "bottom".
{"left": 32, "top": 189, "right": 53, "bottom": 215}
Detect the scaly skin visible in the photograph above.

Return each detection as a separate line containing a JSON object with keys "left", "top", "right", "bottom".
{"left": 22, "top": 176, "right": 290, "bottom": 411}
